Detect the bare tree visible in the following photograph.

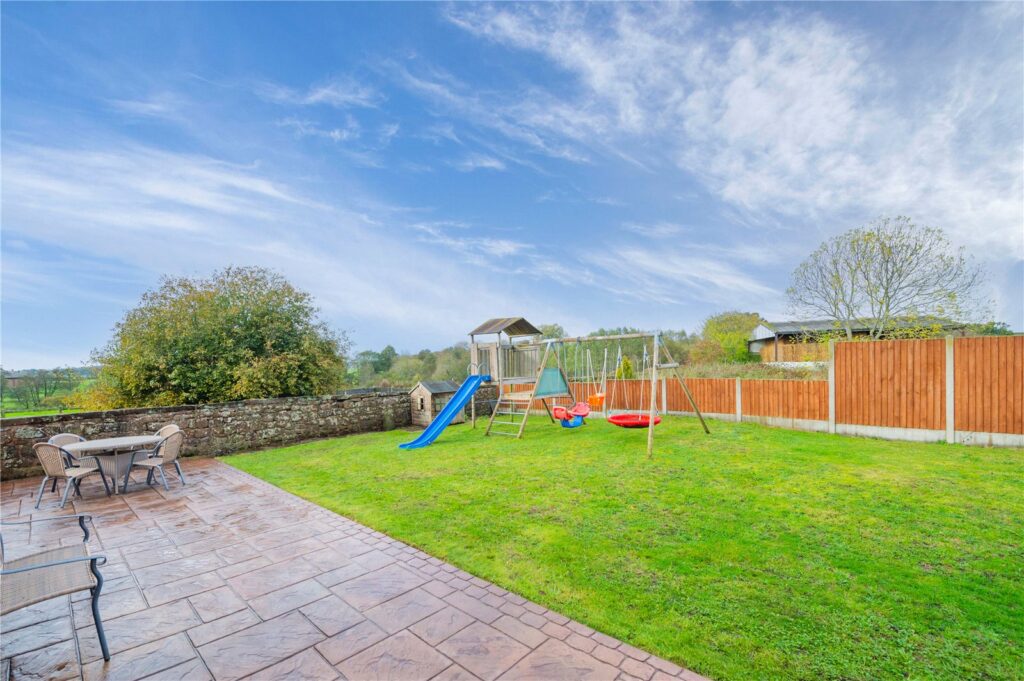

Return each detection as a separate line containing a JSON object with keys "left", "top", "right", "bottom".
{"left": 788, "top": 235, "right": 864, "bottom": 339}
{"left": 788, "top": 217, "right": 987, "bottom": 339}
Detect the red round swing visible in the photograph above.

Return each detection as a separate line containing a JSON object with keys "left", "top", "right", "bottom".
{"left": 608, "top": 413, "right": 662, "bottom": 428}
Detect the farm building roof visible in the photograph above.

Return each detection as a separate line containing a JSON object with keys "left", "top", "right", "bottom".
{"left": 410, "top": 380, "right": 461, "bottom": 394}
{"left": 469, "top": 317, "right": 542, "bottom": 337}
{"left": 752, "top": 318, "right": 964, "bottom": 341}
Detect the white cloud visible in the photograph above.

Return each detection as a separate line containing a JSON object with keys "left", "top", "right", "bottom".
{"left": 1, "top": 140, "right": 591, "bottom": 361}
{"left": 584, "top": 246, "right": 778, "bottom": 307}
{"left": 451, "top": 153, "right": 506, "bottom": 172}
{"left": 107, "top": 92, "right": 185, "bottom": 119}
{"left": 442, "top": 4, "right": 1024, "bottom": 258}
{"left": 278, "top": 116, "right": 361, "bottom": 142}
{"left": 255, "top": 76, "right": 380, "bottom": 109}
{"left": 622, "top": 222, "right": 688, "bottom": 238}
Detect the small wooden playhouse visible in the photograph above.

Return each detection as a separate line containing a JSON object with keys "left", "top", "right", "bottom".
{"left": 409, "top": 380, "right": 466, "bottom": 428}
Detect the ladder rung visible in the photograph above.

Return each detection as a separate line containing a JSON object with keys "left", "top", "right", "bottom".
{"left": 491, "top": 420, "right": 522, "bottom": 426}
{"left": 488, "top": 431, "right": 519, "bottom": 437}
{"left": 657, "top": 362, "right": 679, "bottom": 369}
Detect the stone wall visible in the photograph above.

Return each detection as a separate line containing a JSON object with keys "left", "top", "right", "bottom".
{"left": 1, "top": 390, "right": 411, "bottom": 479}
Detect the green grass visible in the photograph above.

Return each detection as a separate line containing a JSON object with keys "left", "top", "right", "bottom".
{"left": 225, "top": 417, "right": 1023, "bottom": 680}
{"left": 0, "top": 407, "right": 84, "bottom": 418}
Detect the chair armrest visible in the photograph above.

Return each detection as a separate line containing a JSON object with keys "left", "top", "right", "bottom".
{"left": 0, "top": 514, "right": 94, "bottom": 543}
{"left": 1, "top": 553, "right": 107, "bottom": 576}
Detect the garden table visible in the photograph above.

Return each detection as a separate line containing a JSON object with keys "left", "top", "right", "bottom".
{"left": 62, "top": 435, "right": 162, "bottom": 494}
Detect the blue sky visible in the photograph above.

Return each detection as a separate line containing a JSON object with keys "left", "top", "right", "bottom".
{"left": 2, "top": 2, "right": 1022, "bottom": 369}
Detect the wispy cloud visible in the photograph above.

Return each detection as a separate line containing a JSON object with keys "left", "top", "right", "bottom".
{"left": 622, "top": 222, "right": 688, "bottom": 238}
{"left": 107, "top": 92, "right": 185, "bottom": 119}
{"left": 254, "top": 75, "right": 380, "bottom": 109}
{"left": 278, "top": 116, "right": 361, "bottom": 142}
{"left": 443, "top": 4, "right": 1023, "bottom": 256}
{"left": 451, "top": 153, "right": 506, "bottom": 172}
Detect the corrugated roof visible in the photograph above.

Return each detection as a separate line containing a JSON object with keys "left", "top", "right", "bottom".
{"left": 759, "top": 318, "right": 963, "bottom": 336}
{"left": 469, "top": 317, "right": 542, "bottom": 337}
{"left": 411, "top": 380, "right": 461, "bottom": 394}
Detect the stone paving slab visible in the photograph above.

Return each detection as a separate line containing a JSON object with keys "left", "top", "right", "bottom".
{"left": 1, "top": 458, "right": 711, "bottom": 681}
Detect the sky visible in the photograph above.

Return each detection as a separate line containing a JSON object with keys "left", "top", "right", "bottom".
{"left": 2, "top": 2, "right": 1022, "bottom": 369}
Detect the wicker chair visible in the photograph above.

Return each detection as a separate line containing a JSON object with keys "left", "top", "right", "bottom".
{"left": 155, "top": 424, "right": 181, "bottom": 438}
{"left": 32, "top": 443, "right": 111, "bottom": 509}
{"left": 124, "top": 431, "right": 186, "bottom": 491}
{"left": 1, "top": 514, "right": 111, "bottom": 660}
{"left": 47, "top": 433, "right": 98, "bottom": 479}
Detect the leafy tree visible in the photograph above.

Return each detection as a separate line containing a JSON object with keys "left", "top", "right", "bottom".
{"left": 699, "top": 312, "right": 762, "bottom": 363}
{"left": 432, "top": 343, "right": 470, "bottom": 381}
{"left": 417, "top": 349, "right": 438, "bottom": 377}
{"left": 376, "top": 345, "right": 398, "bottom": 373}
{"left": 788, "top": 217, "right": 987, "bottom": 339}
{"left": 539, "top": 323, "right": 566, "bottom": 339}
{"left": 84, "top": 267, "right": 347, "bottom": 408}
{"left": 615, "top": 355, "right": 635, "bottom": 379}
{"left": 967, "top": 321, "right": 1015, "bottom": 336}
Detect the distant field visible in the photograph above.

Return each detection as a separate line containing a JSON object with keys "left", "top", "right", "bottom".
{"left": 0, "top": 407, "right": 84, "bottom": 418}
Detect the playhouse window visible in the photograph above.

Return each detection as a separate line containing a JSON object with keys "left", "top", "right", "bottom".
{"left": 418, "top": 397, "right": 425, "bottom": 411}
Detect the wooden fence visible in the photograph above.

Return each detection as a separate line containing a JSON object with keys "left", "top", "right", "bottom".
{"left": 502, "top": 335, "right": 1023, "bottom": 445}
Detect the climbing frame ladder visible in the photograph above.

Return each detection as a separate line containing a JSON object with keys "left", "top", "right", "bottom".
{"left": 486, "top": 342, "right": 559, "bottom": 439}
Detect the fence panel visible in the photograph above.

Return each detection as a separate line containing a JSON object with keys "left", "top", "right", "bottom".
{"left": 742, "top": 379, "right": 828, "bottom": 420}
{"left": 664, "top": 378, "right": 735, "bottom": 414}
{"left": 955, "top": 336, "right": 1024, "bottom": 434}
{"left": 835, "top": 339, "right": 945, "bottom": 430}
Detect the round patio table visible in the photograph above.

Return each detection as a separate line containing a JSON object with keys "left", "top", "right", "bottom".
{"left": 63, "top": 435, "right": 162, "bottom": 494}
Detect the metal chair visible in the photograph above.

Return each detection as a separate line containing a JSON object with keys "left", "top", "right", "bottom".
{"left": 32, "top": 443, "right": 111, "bottom": 509}
{"left": 0, "top": 514, "right": 111, "bottom": 660}
{"left": 124, "top": 431, "right": 186, "bottom": 491}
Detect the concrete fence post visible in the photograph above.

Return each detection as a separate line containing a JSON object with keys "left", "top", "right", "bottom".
{"left": 661, "top": 377, "right": 667, "bottom": 413}
{"left": 735, "top": 378, "right": 742, "bottom": 423}
{"left": 828, "top": 340, "right": 836, "bottom": 434}
{"left": 945, "top": 335, "right": 955, "bottom": 443}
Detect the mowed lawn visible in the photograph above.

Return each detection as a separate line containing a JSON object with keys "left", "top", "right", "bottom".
{"left": 225, "top": 417, "right": 1023, "bottom": 680}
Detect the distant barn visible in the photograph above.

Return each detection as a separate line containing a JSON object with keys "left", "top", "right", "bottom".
{"left": 409, "top": 380, "right": 466, "bottom": 428}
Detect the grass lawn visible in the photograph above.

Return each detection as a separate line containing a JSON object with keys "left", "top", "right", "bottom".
{"left": 225, "top": 416, "right": 1023, "bottom": 680}
{"left": 0, "top": 407, "right": 84, "bottom": 418}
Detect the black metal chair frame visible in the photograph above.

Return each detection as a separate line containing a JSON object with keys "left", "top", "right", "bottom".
{"left": 0, "top": 514, "right": 110, "bottom": 660}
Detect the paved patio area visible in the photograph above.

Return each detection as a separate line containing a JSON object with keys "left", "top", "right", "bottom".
{"left": 1, "top": 458, "right": 707, "bottom": 681}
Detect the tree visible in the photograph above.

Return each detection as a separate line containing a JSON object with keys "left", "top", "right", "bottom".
{"left": 417, "top": 349, "right": 438, "bottom": 377}
{"left": 788, "top": 217, "right": 987, "bottom": 339}
{"left": 615, "top": 355, "right": 635, "bottom": 379}
{"left": 84, "top": 266, "right": 348, "bottom": 408}
{"left": 539, "top": 324, "right": 566, "bottom": 339}
{"left": 699, "top": 312, "right": 762, "bottom": 363}
{"left": 966, "top": 321, "right": 1015, "bottom": 336}
{"left": 375, "top": 346, "right": 398, "bottom": 373}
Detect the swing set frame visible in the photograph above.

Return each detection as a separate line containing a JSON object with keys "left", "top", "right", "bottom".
{"left": 482, "top": 331, "right": 709, "bottom": 456}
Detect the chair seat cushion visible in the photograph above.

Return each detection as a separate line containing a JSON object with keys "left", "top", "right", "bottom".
{"left": 132, "top": 457, "right": 164, "bottom": 468}
{"left": 1, "top": 544, "right": 97, "bottom": 615}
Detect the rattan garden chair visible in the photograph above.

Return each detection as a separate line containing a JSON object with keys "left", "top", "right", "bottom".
{"left": 155, "top": 424, "right": 181, "bottom": 438}
{"left": 32, "top": 443, "right": 111, "bottom": 509}
{"left": 124, "top": 431, "right": 186, "bottom": 491}
{"left": 0, "top": 514, "right": 111, "bottom": 660}
{"left": 44, "top": 434, "right": 90, "bottom": 494}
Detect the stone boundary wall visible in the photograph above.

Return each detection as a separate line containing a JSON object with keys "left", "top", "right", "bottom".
{"left": 1, "top": 390, "right": 411, "bottom": 479}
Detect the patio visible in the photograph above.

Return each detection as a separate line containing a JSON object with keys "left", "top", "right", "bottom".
{"left": 0, "top": 458, "right": 704, "bottom": 681}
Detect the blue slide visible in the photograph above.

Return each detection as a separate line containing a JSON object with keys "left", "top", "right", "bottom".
{"left": 399, "top": 375, "right": 491, "bottom": 450}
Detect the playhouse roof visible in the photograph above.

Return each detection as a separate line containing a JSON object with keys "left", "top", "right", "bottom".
{"left": 469, "top": 317, "right": 542, "bottom": 337}
{"left": 411, "top": 380, "right": 461, "bottom": 394}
